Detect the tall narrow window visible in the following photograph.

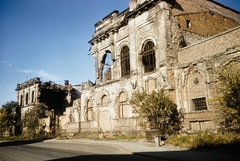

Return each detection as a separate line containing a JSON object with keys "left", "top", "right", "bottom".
{"left": 87, "top": 100, "right": 94, "bottom": 121}
{"left": 20, "top": 95, "right": 23, "bottom": 106}
{"left": 186, "top": 20, "right": 191, "bottom": 28}
{"left": 142, "top": 41, "right": 156, "bottom": 73}
{"left": 121, "top": 46, "right": 130, "bottom": 77}
{"left": 69, "top": 114, "right": 74, "bottom": 122}
{"left": 118, "top": 92, "right": 128, "bottom": 118}
{"left": 192, "top": 97, "right": 207, "bottom": 111}
{"left": 101, "top": 94, "right": 108, "bottom": 106}
{"left": 25, "top": 93, "right": 29, "bottom": 105}
{"left": 100, "top": 51, "right": 112, "bottom": 82}
{"left": 31, "top": 91, "right": 35, "bottom": 103}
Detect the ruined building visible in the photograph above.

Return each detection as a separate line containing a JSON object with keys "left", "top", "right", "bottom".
{"left": 16, "top": 0, "right": 240, "bottom": 136}
{"left": 16, "top": 78, "right": 81, "bottom": 134}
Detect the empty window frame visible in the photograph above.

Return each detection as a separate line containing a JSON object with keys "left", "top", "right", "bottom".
{"left": 25, "top": 93, "right": 29, "bottom": 105}
{"left": 121, "top": 46, "right": 130, "bottom": 77}
{"left": 20, "top": 95, "right": 23, "bottom": 106}
{"left": 69, "top": 114, "right": 74, "bottom": 122}
{"left": 142, "top": 41, "right": 156, "bottom": 73}
{"left": 31, "top": 91, "right": 35, "bottom": 103}
{"left": 87, "top": 100, "right": 94, "bottom": 121}
{"left": 101, "top": 94, "right": 108, "bottom": 106}
{"left": 119, "top": 92, "right": 127, "bottom": 118}
{"left": 192, "top": 97, "right": 207, "bottom": 111}
{"left": 186, "top": 20, "right": 191, "bottom": 28}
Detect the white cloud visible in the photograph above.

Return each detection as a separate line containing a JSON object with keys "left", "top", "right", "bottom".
{"left": 37, "top": 70, "right": 59, "bottom": 82}
{"left": 18, "top": 69, "right": 60, "bottom": 83}
{"left": 21, "top": 69, "right": 34, "bottom": 73}
{"left": 0, "top": 60, "right": 12, "bottom": 67}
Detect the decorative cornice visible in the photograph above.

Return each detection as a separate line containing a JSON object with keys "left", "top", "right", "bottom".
{"left": 16, "top": 77, "right": 41, "bottom": 90}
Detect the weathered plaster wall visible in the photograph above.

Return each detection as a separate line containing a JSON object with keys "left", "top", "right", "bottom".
{"left": 175, "top": 43, "right": 240, "bottom": 131}
{"left": 17, "top": 0, "right": 240, "bottom": 136}
{"left": 84, "top": 0, "right": 240, "bottom": 134}
{"left": 59, "top": 99, "right": 81, "bottom": 134}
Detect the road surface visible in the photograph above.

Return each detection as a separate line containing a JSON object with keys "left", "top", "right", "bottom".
{"left": 0, "top": 139, "right": 165, "bottom": 161}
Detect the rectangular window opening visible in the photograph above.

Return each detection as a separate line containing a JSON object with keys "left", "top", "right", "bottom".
{"left": 192, "top": 97, "right": 207, "bottom": 111}
{"left": 186, "top": 20, "right": 191, "bottom": 28}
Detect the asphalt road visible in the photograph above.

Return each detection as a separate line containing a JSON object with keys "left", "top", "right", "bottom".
{"left": 0, "top": 140, "right": 164, "bottom": 161}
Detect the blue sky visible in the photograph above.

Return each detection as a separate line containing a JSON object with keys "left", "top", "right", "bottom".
{"left": 0, "top": 0, "right": 240, "bottom": 107}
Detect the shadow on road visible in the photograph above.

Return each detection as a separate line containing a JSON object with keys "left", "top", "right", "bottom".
{"left": 0, "top": 138, "right": 51, "bottom": 147}
{"left": 0, "top": 140, "right": 240, "bottom": 161}
{"left": 47, "top": 154, "right": 156, "bottom": 161}
{"left": 45, "top": 150, "right": 240, "bottom": 161}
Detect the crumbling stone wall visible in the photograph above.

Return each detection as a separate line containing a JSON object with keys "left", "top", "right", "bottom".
{"left": 175, "top": 26, "right": 240, "bottom": 131}
{"left": 16, "top": 78, "right": 81, "bottom": 135}
{"left": 17, "top": 0, "right": 239, "bottom": 136}
{"left": 83, "top": 0, "right": 240, "bottom": 135}
{"left": 59, "top": 99, "right": 81, "bottom": 135}
{"left": 16, "top": 77, "right": 41, "bottom": 107}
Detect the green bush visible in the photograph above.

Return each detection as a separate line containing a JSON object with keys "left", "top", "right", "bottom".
{"left": 165, "top": 132, "right": 240, "bottom": 150}
{"left": 22, "top": 103, "right": 48, "bottom": 139}
{"left": 129, "top": 89, "right": 184, "bottom": 137}
{"left": 214, "top": 63, "right": 240, "bottom": 132}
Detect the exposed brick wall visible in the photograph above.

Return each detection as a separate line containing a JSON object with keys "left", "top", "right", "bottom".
{"left": 172, "top": 0, "right": 208, "bottom": 15}
{"left": 178, "top": 26, "right": 240, "bottom": 63}
{"left": 175, "top": 11, "right": 239, "bottom": 37}
{"left": 173, "top": 0, "right": 240, "bottom": 22}
{"left": 207, "top": 1, "right": 240, "bottom": 23}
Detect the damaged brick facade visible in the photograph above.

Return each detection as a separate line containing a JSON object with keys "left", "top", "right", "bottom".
{"left": 16, "top": 78, "right": 81, "bottom": 134}
{"left": 83, "top": 0, "right": 240, "bottom": 134}
{"left": 16, "top": 0, "right": 240, "bottom": 136}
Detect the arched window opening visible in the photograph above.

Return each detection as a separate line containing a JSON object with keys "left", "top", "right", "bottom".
{"left": 101, "top": 94, "right": 108, "bottom": 106}
{"left": 141, "top": 41, "right": 156, "bottom": 73}
{"left": 69, "top": 114, "right": 74, "bottom": 122}
{"left": 31, "top": 91, "right": 35, "bottom": 103}
{"left": 99, "top": 51, "right": 112, "bottom": 82}
{"left": 25, "top": 93, "right": 29, "bottom": 105}
{"left": 87, "top": 100, "right": 94, "bottom": 121}
{"left": 121, "top": 46, "right": 130, "bottom": 77}
{"left": 118, "top": 92, "right": 128, "bottom": 118}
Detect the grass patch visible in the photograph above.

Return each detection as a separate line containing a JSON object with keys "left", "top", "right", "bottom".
{"left": 165, "top": 132, "right": 240, "bottom": 150}
{"left": 70, "top": 132, "right": 100, "bottom": 140}
{"left": 0, "top": 135, "right": 31, "bottom": 141}
{"left": 59, "top": 131, "right": 144, "bottom": 141}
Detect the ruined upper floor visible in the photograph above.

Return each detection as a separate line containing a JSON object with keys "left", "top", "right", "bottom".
{"left": 89, "top": 0, "right": 240, "bottom": 46}
{"left": 16, "top": 78, "right": 81, "bottom": 115}
{"left": 87, "top": 0, "right": 240, "bottom": 87}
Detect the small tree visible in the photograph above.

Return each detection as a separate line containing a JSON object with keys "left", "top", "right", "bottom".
{"left": 0, "top": 101, "right": 21, "bottom": 137}
{"left": 129, "top": 89, "right": 184, "bottom": 137}
{"left": 215, "top": 63, "right": 240, "bottom": 132}
{"left": 0, "top": 108, "right": 8, "bottom": 137}
{"left": 22, "top": 103, "right": 48, "bottom": 138}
